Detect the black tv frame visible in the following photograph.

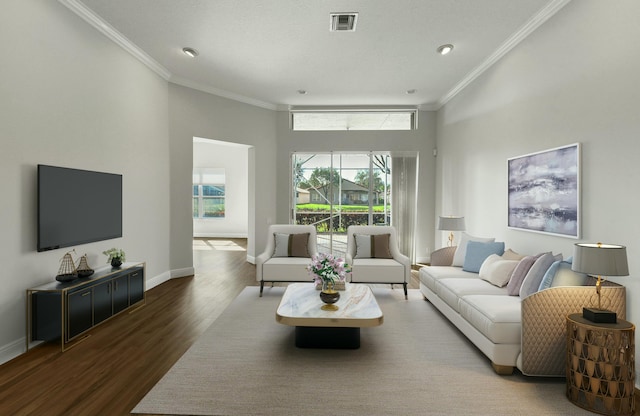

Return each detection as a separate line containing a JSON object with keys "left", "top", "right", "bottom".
{"left": 37, "top": 165, "right": 122, "bottom": 252}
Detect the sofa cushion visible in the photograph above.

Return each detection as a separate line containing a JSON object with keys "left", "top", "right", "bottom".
{"left": 452, "top": 233, "right": 495, "bottom": 267}
{"left": 519, "top": 253, "right": 562, "bottom": 298}
{"left": 538, "top": 258, "right": 588, "bottom": 290}
{"left": 350, "top": 258, "right": 404, "bottom": 283}
{"left": 459, "top": 295, "right": 522, "bottom": 344}
{"left": 419, "top": 266, "right": 477, "bottom": 292}
{"left": 506, "top": 255, "right": 537, "bottom": 295}
{"left": 273, "top": 233, "right": 310, "bottom": 258}
{"left": 462, "top": 241, "right": 505, "bottom": 273}
{"left": 354, "top": 234, "right": 393, "bottom": 259}
{"left": 479, "top": 255, "right": 519, "bottom": 287}
{"left": 435, "top": 278, "right": 507, "bottom": 313}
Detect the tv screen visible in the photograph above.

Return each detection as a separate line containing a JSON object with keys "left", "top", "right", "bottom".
{"left": 37, "top": 165, "right": 122, "bottom": 252}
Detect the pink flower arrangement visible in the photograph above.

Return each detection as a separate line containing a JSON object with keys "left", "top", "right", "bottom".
{"left": 307, "top": 252, "right": 351, "bottom": 285}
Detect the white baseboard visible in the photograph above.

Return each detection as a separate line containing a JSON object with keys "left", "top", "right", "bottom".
{"left": 193, "top": 233, "right": 248, "bottom": 238}
{"left": 146, "top": 270, "right": 172, "bottom": 290}
{"left": 171, "top": 267, "right": 195, "bottom": 279}
{"left": 0, "top": 337, "right": 26, "bottom": 366}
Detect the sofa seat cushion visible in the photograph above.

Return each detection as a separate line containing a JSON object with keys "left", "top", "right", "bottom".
{"left": 350, "top": 258, "right": 405, "bottom": 283}
{"left": 459, "top": 295, "right": 522, "bottom": 344}
{"left": 419, "top": 266, "right": 477, "bottom": 292}
{"left": 262, "top": 257, "right": 311, "bottom": 281}
{"left": 435, "top": 278, "right": 508, "bottom": 313}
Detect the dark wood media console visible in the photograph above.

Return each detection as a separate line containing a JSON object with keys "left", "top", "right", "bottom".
{"left": 27, "top": 262, "right": 145, "bottom": 351}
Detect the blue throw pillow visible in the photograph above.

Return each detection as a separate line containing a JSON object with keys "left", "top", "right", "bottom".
{"left": 538, "top": 257, "right": 587, "bottom": 291}
{"left": 463, "top": 241, "right": 505, "bottom": 273}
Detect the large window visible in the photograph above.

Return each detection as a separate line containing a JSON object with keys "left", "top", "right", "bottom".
{"left": 193, "top": 169, "right": 225, "bottom": 218}
{"left": 292, "top": 153, "right": 391, "bottom": 256}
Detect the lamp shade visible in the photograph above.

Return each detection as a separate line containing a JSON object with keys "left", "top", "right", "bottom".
{"left": 571, "top": 243, "right": 629, "bottom": 276}
{"left": 438, "top": 216, "right": 465, "bottom": 231}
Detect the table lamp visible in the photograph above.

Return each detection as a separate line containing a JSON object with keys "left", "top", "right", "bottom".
{"left": 571, "top": 242, "right": 629, "bottom": 323}
{"left": 438, "top": 216, "right": 466, "bottom": 247}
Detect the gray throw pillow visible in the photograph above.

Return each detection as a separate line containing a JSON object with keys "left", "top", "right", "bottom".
{"left": 519, "top": 253, "right": 562, "bottom": 298}
{"left": 506, "top": 256, "right": 537, "bottom": 296}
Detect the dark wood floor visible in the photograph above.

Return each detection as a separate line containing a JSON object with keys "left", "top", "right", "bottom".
{"left": 0, "top": 239, "right": 420, "bottom": 415}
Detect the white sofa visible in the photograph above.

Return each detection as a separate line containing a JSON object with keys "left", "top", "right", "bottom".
{"left": 419, "top": 247, "right": 626, "bottom": 376}
{"left": 256, "top": 224, "right": 317, "bottom": 296}
{"left": 345, "top": 225, "right": 411, "bottom": 299}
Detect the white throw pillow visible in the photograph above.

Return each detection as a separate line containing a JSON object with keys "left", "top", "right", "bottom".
{"left": 451, "top": 232, "right": 495, "bottom": 267}
{"left": 479, "top": 254, "right": 519, "bottom": 287}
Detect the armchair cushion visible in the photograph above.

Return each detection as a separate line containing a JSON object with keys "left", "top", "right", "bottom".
{"left": 273, "top": 232, "right": 310, "bottom": 257}
{"left": 353, "top": 233, "right": 393, "bottom": 259}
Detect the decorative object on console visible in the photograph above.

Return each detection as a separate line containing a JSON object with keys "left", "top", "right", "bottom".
{"left": 103, "top": 247, "right": 126, "bottom": 268}
{"left": 75, "top": 253, "right": 94, "bottom": 278}
{"left": 437, "top": 216, "right": 465, "bottom": 247}
{"left": 55, "top": 250, "right": 78, "bottom": 282}
{"left": 507, "top": 143, "right": 580, "bottom": 238}
{"left": 571, "top": 243, "right": 629, "bottom": 323}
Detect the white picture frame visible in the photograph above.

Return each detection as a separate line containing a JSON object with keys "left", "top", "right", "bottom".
{"left": 507, "top": 143, "right": 581, "bottom": 238}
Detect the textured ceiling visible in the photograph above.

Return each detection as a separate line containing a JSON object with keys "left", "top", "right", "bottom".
{"left": 72, "top": 0, "right": 566, "bottom": 109}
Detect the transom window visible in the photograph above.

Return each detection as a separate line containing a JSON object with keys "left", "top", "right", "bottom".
{"left": 290, "top": 109, "right": 416, "bottom": 131}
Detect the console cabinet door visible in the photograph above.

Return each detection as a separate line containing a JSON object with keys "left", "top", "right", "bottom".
{"left": 93, "top": 280, "right": 112, "bottom": 325}
{"left": 67, "top": 288, "right": 93, "bottom": 340}
{"left": 129, "top": 268, "right": 144, "bottom": 305}
{"left": 112, "top": 275, "right": 129, "bottom": 314}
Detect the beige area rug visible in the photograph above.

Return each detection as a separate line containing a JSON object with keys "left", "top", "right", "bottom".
{"left": 133, "top": 286, "right": 594, "bottom": 416}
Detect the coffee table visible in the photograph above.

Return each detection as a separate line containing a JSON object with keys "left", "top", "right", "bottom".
{"left": 275, "top": 283, "right": 383, "bottom": 349}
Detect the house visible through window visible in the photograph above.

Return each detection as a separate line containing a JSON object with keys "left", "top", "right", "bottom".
{"left": 193, "top": 168, "right": 225, "bottom": 218}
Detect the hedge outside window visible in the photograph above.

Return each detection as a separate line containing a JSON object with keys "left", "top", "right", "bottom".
{"left": 193, "top": 169, "right": 225, "bottom": 218}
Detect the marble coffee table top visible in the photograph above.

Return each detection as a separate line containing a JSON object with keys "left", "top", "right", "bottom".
{"left": 275, "top": 283, "right": 383, "bottom": 328}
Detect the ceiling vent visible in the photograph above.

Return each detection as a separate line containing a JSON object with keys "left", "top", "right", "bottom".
{"left": 330, "top": 13, "right": 358, "bottom": 32}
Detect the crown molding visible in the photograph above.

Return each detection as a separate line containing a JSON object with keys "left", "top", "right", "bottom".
{"left": 58, "top": 0, "right": 171, "bottom": 80}
{"left": 169, "top": 76, "right": 278, "bottom": 111}
{"left": 436, "top": 0, "right": 572, "bottom": 109}
{"left": 59, "top": 0, "right": 570, "bottom": 113}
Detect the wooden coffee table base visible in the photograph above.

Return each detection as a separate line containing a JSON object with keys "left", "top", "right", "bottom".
{"left": 295, "top": 326, "right": 360, "bottom": 349}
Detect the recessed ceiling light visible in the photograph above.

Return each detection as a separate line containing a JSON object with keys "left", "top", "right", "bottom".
{"left": 182, "top": 47, "right": 199, "bottom": 58}
{"left": 297, "top": 90, "right": 307, "bottom": 95}
{"left": 406, "top": 89, "right": 416, "bottom": 95}
{"left": 437, "top": 44, "right": 454, "bottom": 55}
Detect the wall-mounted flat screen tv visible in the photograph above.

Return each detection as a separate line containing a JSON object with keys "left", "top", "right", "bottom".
{"left": 37, "top": 165, "right": 122, "bottom": 252}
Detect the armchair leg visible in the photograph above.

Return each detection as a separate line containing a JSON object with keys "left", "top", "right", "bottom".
{"left": 403, "top": 283, "right": 408, "bottom": 300}
{"left": 260, "top": 281, "right": 264, "bottom": 297}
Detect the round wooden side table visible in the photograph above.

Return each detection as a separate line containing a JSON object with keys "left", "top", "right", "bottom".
{"left": 566, "top": 313, "right": 635, "bottom": 415}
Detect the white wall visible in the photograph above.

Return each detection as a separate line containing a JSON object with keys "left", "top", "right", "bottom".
{"left": 276, "top": 111, "right": 438, "bottom": 262}
{"left": 193, "top": 138, "right": 249, "bottom": 238}
{"left": 436, "top": 0, "right": 640, "bottom": 385}
{"left": 0, "top": 0, "right": 171, "bottom": 362}
{"left": 168, "top": 84, "right": 277, "bottom": 266}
